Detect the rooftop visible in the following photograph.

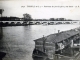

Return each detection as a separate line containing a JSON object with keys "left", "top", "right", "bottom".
{"left": 34, "top": 29, "right": 79, "bottom": 43}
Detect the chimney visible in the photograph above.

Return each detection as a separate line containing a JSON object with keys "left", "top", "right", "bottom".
{"left": 58, "top": 30, "right": 60, "bottom": 33}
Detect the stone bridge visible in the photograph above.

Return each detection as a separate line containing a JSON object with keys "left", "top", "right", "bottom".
{"left": 1, "top": 20, "right": 80, "bottom": 26}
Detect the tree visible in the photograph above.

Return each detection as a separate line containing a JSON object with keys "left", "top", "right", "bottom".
{"left": 0, "top": 9, "right": 4, "bottom": 17}
{"left": 23, "top": 13, "right": 32, "bottom": 21}
{"left": 49, "top": 18, "right": 55, "bottom": 21}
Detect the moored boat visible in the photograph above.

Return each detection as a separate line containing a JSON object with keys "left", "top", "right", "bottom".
{"left": 32, "top": 49, "right": 48, "bottom": 60}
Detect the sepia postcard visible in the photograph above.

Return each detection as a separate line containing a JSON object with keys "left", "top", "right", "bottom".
{"left": 0, "top": 0, "right": 80, "bottom": 60}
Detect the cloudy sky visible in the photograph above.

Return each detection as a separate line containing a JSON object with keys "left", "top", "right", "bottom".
{"left": 0, "top": 0, "right": 80, "bottom": 20}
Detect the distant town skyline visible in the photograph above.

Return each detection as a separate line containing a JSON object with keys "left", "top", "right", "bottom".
{"left": 0, "top": 0, "right": 80, "bottom": 20}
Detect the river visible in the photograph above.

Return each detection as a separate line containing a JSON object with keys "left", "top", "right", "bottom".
{"left": 0, "top": 24, "right": 80, "bottom": 60}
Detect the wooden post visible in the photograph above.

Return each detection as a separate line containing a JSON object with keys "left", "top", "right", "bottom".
{"left": 79, "top": 39, "right": 80, "bottom": 51}
{"left": 70, "top": 40, "right": 74, "bottom": 56}
{"left": 43, "top": 35, "right": 46, "bottom": 52}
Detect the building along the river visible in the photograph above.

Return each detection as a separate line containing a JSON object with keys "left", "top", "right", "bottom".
{"left": 33, "top": 28, "right": 80, "bottom": 60}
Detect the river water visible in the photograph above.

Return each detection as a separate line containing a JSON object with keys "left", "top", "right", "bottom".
{"left": 0, "top": 24, "right": 80, "bottom": 60}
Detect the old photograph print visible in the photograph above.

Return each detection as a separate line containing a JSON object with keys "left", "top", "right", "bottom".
{"left": 0, "top": 0, "right": 80, "bottom": 60}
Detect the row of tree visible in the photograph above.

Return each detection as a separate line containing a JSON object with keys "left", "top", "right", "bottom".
{"left": 0, "top": 10, "right": 73, "bottom": 21}
{"left": 0, "top": 17, "right": 24, "bottom": 21}
{"left": 0, "top": 9, "right": 77, "bottom": 21}
{"left": 0, "top": 17, "right": 73, "bottom": 21}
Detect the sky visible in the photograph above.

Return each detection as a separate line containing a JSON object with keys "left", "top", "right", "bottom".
{"left": 0, "top": 0, "right": 80, "bottom": 20}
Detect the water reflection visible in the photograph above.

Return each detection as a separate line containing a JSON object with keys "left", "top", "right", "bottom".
{"left": 0, "top": 27, "right": 3, "bottom": 39}
{"left": 0, "top": 27, "right": 5, "bottom": 52}
{"left": 0, "top": 27, "right": 6, "bottom": 60}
